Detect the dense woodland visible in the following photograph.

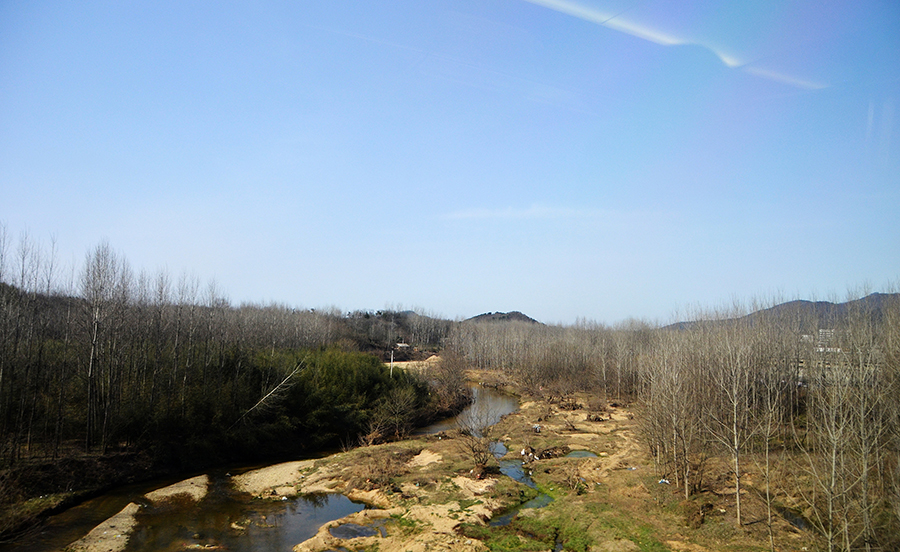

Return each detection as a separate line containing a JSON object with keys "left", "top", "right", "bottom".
{"left": 0, "top": 231, "right": 463, "bottom": 537}
{"left": 1, "top": 227, "right": 899, "bottom": 551}
{"left": 0, "top": 239, "right": 455, "bottom": 463}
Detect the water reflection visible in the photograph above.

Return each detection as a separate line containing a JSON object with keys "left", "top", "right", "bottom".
{"left": 414, "top": 384, "right": 519, "bottom": 436}
{"left": 0, "top": 474, "right": 207, "bottom": 552}
{"left": 565, "top": 450, "right": 597, "bottom": 458}
{"left": 488, "top": 442, "right": 554, "bottom": 526}
{"left": 328, "top": 518, "right": 387, "bottom": 539}
{"left": 125, "top": 478, "right": 364, "bottom": 552}
{"left": 490, "top": 442, "right": 537, "bottom": 489}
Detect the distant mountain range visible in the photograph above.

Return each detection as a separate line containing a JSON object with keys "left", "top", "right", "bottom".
{"left": 461, "top": 295, "right": 900, "bottom": 331}
{"left": 465, "top": 311, "right": 542, "bottom": 325}
{"left": 665, "top": 292, "right": 899, "bottom": 331}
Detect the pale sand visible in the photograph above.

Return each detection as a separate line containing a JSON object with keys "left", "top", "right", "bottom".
{"left": 145, "top": 474, "right": 209, "bottom": 503}
{"left": 65, "top": 502, "right": 140, "bottom": 552}
{"left": 231, "top": 460, "right": 315, "bottom": 497}
{"left": 65, "top": 475, "right": 209, "bottom": 551}
{"left": 293, "top": 502, "right": 491, "bottom": 552}
{"left": 406, "top": 449, "right": 442, "bottom": 468}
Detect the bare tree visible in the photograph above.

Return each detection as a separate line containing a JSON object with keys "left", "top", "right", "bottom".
{"left": 456, "top": 401, "right": 498, "bottom": 474}
{"left": 792, "top": 316, "right": 857, "bottom": 552}
{"left": 883, "top": 290, "right": 900, "bottom": 549}
{"left": 80, "top": 241, "right": 120, "bottom": 451}
{"left": 703, "top": 310, "right": 756, "bottom": 527}
{"left": 428, "top": 351, "right": 467, "bottom": 411}
{"left": 750, "top": 302, "right": 801, "bottom": 552}
{"left": 641, "top": 326, "right": 709, "bottom": 499}
{"left": 839, "top": 292, "right": 890, "bottom": 552}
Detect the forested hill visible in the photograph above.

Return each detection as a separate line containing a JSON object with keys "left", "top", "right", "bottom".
{"left": 753, "top": 292, "right": 900, "bottom": 325}
{"left": 465, "top": 311, "right": 541, "bottom": 324}
{"left": 663, "top": 292, "right": 900, "bottom": 332}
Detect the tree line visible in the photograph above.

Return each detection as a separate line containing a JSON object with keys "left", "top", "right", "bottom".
{"left": 0, "top": 228, "right": 457, "bottom": 476}
{"left": 446, "top": 294, "right": 900, "bottom": 552}
{"left": 2, "top": 224, "right": 897, "bottom": 550}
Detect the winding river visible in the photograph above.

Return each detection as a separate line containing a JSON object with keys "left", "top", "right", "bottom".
{"left": 3, "top": 383, "right": 523, "bottom": 552}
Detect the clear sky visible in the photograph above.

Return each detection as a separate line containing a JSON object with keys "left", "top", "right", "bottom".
{"left": 2, "top": 1, "right": 898, "bottom": 324}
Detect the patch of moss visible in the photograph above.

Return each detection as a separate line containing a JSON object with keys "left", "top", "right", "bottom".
{"left": 460, "top": 522, "right": 550, "bottom": 552}
{"left": 389, "top": 512, "right": 420, "bottom": 530}
{"left": 457, "top": 498, "right": 483, "bottom": 510}
{"left": 0, "top": 492, "right": 73, "bottom": 537}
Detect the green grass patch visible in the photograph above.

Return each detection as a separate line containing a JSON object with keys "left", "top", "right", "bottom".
{"left": 627, "top": 524, "right": 670, "bottom": 552}
{"left": 460, "top": 522, "right": 551, "bottom": 552}
{"left": 389, "top": 512, "right": 420, "bottom": 529}
{"left": 461, "top": 508, "right": 595, "bottom": 552}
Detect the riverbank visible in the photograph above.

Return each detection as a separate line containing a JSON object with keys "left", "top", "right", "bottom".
{"left": 0, "top": 451, "right": 158, "bottom": 543}
{"left": 235, "top": 369, "right": 815, "bottom": 552}
{"left": 66, "top": 475, "right": 208, "bottom": 552}
{"left": 59, "top": 369, "right": 816, "bottom": 551}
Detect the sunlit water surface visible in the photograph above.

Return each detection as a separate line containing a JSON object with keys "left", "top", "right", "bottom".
{"left": 124, "top": 477, "right": 364, "bottom": 552}
{"left": 3, "top": 384, "right": 523, "bottom": 552}
{"left": 488, "top": 441, "right": 554, "bottom": 526}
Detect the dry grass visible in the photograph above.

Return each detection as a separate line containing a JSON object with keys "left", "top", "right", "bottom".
{"left": 344, "top": 446, "right": 420, "bottom": 491}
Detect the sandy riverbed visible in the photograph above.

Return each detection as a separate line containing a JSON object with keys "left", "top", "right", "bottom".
{"left": 67, "top": 369, "right": 805, "bottom": 552}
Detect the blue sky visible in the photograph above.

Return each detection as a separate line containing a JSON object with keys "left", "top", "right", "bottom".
{"left": 2, "top": 1, "right": 898, "bottom": 324}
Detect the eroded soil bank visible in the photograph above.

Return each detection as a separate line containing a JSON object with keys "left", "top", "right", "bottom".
{"left": 63, "top": 369, "right": 815, "bottom": 552}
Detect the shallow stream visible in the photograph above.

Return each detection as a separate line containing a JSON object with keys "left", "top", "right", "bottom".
{"left": 3, "top": 383, "right": 525, "bottom": 552}
{"left": 417, "top": 382, "right": 555, "bottom": 526}
{"left": 413, "top": 383, "right": 519, "bottom": 436}
{"left": 488, "top": 441, "right": 554, "bottom": 526}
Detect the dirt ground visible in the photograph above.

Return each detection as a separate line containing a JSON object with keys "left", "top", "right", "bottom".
{"left": 68, "top": 369, "right": 817, "bottom": 552}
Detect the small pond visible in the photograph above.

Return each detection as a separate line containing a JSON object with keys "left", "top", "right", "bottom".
{"left": 328, "top": 518, "right": 388, "bottom": 539}
{"left": 565, "top": 450, "right": 597, "bottom": 458}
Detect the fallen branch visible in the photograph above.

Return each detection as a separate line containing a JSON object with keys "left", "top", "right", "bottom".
{"left": 229, "top": 361, "right": 305, "bottom": 430}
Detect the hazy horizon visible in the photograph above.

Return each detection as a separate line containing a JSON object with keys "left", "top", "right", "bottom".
{"left": 1, "top": 221, "right": 893, "bottom": 328}
{"left": 3, "top": 1, "right": 898, "bottom": 324}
